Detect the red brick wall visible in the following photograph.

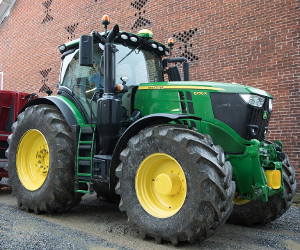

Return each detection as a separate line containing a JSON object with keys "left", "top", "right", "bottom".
{"left": 0, "top": 0, "right": 299, "bottom": 187}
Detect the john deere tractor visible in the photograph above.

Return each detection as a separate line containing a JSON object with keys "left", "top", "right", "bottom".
{"left": 6, "top": 17, "right": 296, "bottom": 244}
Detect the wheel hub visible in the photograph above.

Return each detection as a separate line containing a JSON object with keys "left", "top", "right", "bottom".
{"left": 16, "top": 129, "right": 50, "bottom": 191}
{"left": 135, "top": 153, "right": 187, "bottom": 218}
{"left": 154, "top": 173, "right": 182, "bottom": 196}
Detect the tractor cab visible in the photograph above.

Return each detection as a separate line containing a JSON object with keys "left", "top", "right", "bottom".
{"left": 58, "top": 29, "right": 167, "bottom": 123}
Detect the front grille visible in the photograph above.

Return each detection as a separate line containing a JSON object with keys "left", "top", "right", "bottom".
{"left": 211, "top": 93, "right": 271, "bottom": 141}
{"left": 246, "top": 98, "right": 271, "bottom": 140}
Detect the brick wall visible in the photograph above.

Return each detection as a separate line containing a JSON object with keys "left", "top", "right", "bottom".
{"left": 0, "top": 0, "right": 299, "bottom": 187}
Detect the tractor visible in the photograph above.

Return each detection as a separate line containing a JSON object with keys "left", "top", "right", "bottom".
{"left": 6, "top": 16, "right": 296, "bottom": 245}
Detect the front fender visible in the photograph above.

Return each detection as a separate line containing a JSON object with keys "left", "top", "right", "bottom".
{"left": 109, "top": 113, "right": 201, "bottom": 189}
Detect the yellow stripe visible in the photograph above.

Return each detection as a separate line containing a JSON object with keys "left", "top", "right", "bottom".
{"left": 138, "top": 85, "right": 225, "bottom": 91}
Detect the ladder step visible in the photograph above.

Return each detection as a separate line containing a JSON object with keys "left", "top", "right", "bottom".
{"left": 78, "top": 158, "right": 92, "bottom": 162}
{"left": 76, "top": 175, "right": 91, "bottom": 181}
{"left": 79, "top": 141, "right": 92, "bottom": 144}
{"left": 81, "top": 127, "right": 94, "bottom": 134}
{"left": 80, "top": 127, "right": 94, "bottom": 141}
{"left": 79, "top": 144, "right": 92, "bottom": 150}
{"left": 77, "top": 173, "right": 92, "bottom": 176}
{"left": 78, "top": 160, "right": 91, "bottom": 174}
{"left": 75, "top": 181, "right": 91, "bottom": 193}
{"left": 76, "top": 190, "right": 91, "bottom": 194}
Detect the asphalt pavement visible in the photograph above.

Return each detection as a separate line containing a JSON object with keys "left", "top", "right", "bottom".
{"left": 0, "top": 179, "right": 299, "bottom": 250}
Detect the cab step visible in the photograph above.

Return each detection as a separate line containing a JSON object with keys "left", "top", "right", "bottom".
{"left": 75, "top": 125, "right": 95, "bottom": 193}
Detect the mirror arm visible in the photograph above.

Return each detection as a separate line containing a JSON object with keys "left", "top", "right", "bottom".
{"left": 162, "top": 57, "right": 189, "bottom": 81}
{"left": 91, "top": 31, "right": 106, "bottom": 45}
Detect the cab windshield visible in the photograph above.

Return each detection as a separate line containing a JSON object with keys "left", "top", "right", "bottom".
{"left": 115, "top": 44, "right": 163, "bottom": 85}
{"left": 60, "top": 43, "right": 163, "bottom": 121}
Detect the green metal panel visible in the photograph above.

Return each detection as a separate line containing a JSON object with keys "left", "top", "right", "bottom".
{"left": 200, "top": 121, "right": 246, "bottom": 153}
{"left": 135, "top": 81, "right": 250, "bottom": 153}
{"left": 137, "top": 81, "right": 273, "bottom": 97}
{"left": 228, "top": 140, "right": 284, "bottom": 201}
{"left": 134, "top": 81, "right": 282, "bottom": 202}
{"left": 135, "top": 88, "right": 182, "bottom": 115}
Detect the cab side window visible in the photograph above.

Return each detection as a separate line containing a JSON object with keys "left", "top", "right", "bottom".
{"left": 61, "top": 46, "right": 103, "bottom": 122}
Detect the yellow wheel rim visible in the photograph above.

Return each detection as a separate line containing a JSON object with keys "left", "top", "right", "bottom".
{"left": 16, "top": 129, "right": 50, "bottom": 191}
{"left": 135, "top": 153, "right": 187, "bottom": 218}
{"left": 233, "top": 192, "right": 250, "bottom": 205}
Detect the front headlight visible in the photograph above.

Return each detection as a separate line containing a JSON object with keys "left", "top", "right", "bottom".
{"left": 269, "top": 98, "right": 273, "bottom": 111}
{"left": 239, "top": 94, "right": 265, "bottom": 108}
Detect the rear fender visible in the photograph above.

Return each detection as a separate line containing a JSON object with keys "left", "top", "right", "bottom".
{"left": 20, "top": 96, "right": 85, "bottom": 127}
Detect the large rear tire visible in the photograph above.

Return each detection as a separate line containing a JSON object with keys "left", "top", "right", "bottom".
{"left": 228, "top": 152, "right": 296, "bottom": 226}
{"left": 115, "top": 125, "right": 235, "bottom": 244}
{"left": 6, "top": 104, "right": 82, "bottom": 213}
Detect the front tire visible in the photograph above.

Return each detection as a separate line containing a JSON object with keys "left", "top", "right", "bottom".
{"left": 228, "top": 152, "right": 296, "bottom": 226}
{"left": 115, "top": 125, "right": 235, "bottom": 244}
{"left": 6, "top": 104, "right": 82, "bottom": 213}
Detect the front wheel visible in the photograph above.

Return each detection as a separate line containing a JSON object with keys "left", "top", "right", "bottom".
{"left": 115, "top": 125, "right": 235, "bottom": 244}
{"left": 228, "top": 152, "right": 296, "bottom": 226}
{"left": 6, "top": 104, "right": 82, "bottom": 213}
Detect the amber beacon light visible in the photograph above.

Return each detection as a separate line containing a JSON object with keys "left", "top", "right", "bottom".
{"left": 168, "top": 38, "right": 174, "bottom": 47}
{"left": 101, "top": 15, "right": 110, "bottom": 25}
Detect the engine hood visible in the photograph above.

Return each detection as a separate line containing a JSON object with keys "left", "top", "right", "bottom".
{"left": 138, "top": 81, "right": 273, "bottom": 98}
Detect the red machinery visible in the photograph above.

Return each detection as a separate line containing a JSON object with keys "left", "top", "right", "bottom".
{"left": 0, "top": 90, "right": 32, "bottom": 179}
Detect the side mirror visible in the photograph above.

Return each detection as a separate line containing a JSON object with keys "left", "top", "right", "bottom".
{"left": 79, "top": 35, "right": 93, "bottom": 66}
{"left": 166, "top": 66, "right": 182, "bottom": 81}
{"left": 183, "top": 61, "right": 189, "bottom": 81}
{"left": 162, "top": 57, "right": 189, "bottom": 81}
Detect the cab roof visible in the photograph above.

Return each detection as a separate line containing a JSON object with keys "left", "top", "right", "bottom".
{"left": 58, "top": 30, "right": 170, "bottom": 58}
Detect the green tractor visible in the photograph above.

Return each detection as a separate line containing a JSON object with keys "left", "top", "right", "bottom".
{"left": 6, "top": 17, "right": 296, "bottom": 244}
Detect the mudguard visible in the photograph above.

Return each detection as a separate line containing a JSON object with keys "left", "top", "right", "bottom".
{"left": 109, "top": 113, "right": 201, "bottom": 189}
{"left": 20, "top": 96, "right": 83, "bottom": 128}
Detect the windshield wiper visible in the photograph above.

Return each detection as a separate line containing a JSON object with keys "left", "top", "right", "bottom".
{"left": 118, "top": 44, "right": 142, "bottom": 64}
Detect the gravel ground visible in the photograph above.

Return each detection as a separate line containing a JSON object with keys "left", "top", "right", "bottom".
{"left": 0, "top": 180, "right": 299, "bottom": 250}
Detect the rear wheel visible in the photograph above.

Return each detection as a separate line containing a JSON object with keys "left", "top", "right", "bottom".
{"left": 115, "top": 125, "right": 235, "bottom": 244}
{"left": 6, "top": 104, "right": 82, "bottom": 213}
{"left": 228, "top": 152, "right": 296, "bottom": 226}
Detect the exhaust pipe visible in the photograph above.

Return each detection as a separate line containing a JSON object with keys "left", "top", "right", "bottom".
{"left": 97, "top": 25, "right": 121, "bottom": 154}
